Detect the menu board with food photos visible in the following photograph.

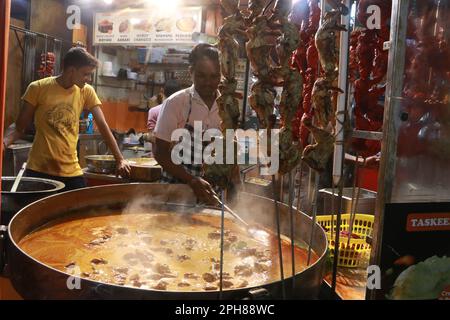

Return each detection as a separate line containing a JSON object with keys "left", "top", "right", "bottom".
{"left": 94, "top": 7, "right": 202, "bottom": 45}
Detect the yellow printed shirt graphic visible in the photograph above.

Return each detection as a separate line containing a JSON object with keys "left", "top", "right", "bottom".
{"left": 22, "top": 76, "right": 101, "bottom": 177}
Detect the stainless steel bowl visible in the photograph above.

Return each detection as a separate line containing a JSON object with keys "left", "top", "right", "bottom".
{"left": 84, "top": 155, "right": 116, "bottom": 174}
{"left": 127, "top": 157, "right": 161, "bottom": 182}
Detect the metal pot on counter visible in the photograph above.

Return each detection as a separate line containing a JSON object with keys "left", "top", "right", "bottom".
{"left": 127, "top": 158, "right": 161, "bottom": 182}
{"left": 85, "top": 155, "right": 117, "bottom": 174}
{"left": 1, "top": 177, "right": 65, "bottom": 225}
{"left": 122, "top": 146, "right": 148, "bottom": 159}
{"left": 1, "top": 177, "right": 65, "bottom": 273}
{"left": 84, "top": 155, "right": 161, "bottom": 182}
{"left": 5, "top": 184, "right": 328, "bottom": 299}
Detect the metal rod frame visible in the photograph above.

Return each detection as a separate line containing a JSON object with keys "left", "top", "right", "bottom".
{"left": 368, "top": 0, "right": 410, "bottom": 300}
{"left": 219, "top": 190, "right": 225, "bottom": 299}
{"left": 272, "top": 174, "right": 286, "bottom": 299}
{"left": 288, "top": 171, "right": 296, "bottom": 289}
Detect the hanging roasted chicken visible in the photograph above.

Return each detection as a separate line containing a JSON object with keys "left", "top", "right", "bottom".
{"left": 300, "top": 3, "right": 346, "bottom": 172}
{"left": 204, "top": 0, "right": 246, "bottom": 189}
{"left": 301, "top": 115, "right": 335, "bottom": 172}
{"left": 311, "top": 77, "right": 343, "bottom": 129}
{"left": 315, "top": 10, "right": 346, "bottom": 80}
{"left": 214, "top": 0, "right": 310, "bottom": 178}
{"left": 245, "top": 16, "right": 281, "bottom": 83}
{"left": 249, "top": 80, "right": 277, "bottom": 129}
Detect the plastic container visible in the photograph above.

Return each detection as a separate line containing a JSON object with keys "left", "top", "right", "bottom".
{"left": 87, "top": 113, "right": 94, "bottom": 134}
{"left": 316, "top": 213, "right": 374, "bottom": 268}
{"left": 137, "top": 48, "right": 148, "bottom": 64}
{"left": 102, "top": 61, "right": 114, "bottom": 77}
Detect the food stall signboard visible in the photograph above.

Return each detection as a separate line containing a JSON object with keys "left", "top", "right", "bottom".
{"left": 94, "top": 7, "right": 202, "bottom": 45}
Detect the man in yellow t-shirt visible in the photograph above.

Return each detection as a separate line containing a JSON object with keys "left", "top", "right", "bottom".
{"left": 3, "top": 47, "right": 130, "bottom": 191}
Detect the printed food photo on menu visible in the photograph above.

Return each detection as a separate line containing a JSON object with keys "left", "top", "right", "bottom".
{"left": 133, "top": 19, "right": 152, "bottom": 33}
{"left": 119, "top": 19, "right": 130, "bottom": 33}
{"left": 176, "top": 16, "right": 196, "bottom": 32}
{"left": 98, "top": 19, "right": 114, "bottom": 34}
{"left": 155, "top": 17, "right": 173, "bottom": 32}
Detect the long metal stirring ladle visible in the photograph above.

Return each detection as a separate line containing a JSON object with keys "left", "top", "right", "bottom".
{"left": 212, "top": 193, "right": 250, "bottom": 227}
{"left": 10, "top": 162, "right": 27, "bottom": 192}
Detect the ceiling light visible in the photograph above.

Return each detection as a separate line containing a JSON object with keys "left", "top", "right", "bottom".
{"left": 130, "top": 18, "right": 141, "bottom": 25}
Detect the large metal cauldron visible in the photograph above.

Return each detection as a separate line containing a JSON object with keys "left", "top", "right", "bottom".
{"left": 7, "top": 184, "right": 328, "bottom": 299}
{"left": 1, "top": 177, "right": 65, "bottom": 225}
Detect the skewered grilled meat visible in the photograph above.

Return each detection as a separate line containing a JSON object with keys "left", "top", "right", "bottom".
{"left": 279, "top": 127, "right": 302, "bottom": 174}
{"left": 247, "top": 0, "right": 267, "bottom": 23}
{"left": 218, "top": 14, "right": 247, "bottom": 39}
{"left": 270, "top": 3, "right": 304, "bottom": 175}
{"left": 217, "top": 15, "right": 244, "bottom": 91}
{"left": 212, "top": 3, "right": 246, "bottom": 190}
{"left": 218, "top": 36, "right": 239, "bottom": 80}
{"left": 315, "top": 10, "right": 347, "bottom": 79}
{"left": 203, "top": 135, "right": 240, "bottom": 189}
{"left": 301, "top": 115, "right": 335, "bottom": 172}
{"left": 279, "top": 68, "right": 303, "bottom": 125}
{"left": 217, "top": 93, "right": 240, "bottom": 130}
{"left": 220, "top": 0, "right": 240, "bottom": 16}
{"left": 249, "top": 81, "right": 277, "bottom": 129}
{"left": 246, "top": 16, "right": 280, "bottom": 80}
{"left": 277, "top": 19, "right": 301, "bottom": 67}
{"left": 312, "top": 77, "right": 343, "bottom": 129}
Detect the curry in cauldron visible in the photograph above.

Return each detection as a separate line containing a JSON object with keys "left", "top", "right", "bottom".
{"left": 19, "top": 210, "right": 318, "bottom": 291}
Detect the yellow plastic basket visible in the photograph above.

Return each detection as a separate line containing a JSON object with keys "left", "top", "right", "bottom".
{"left": 316, "top": 213, "right": 374, "bottom": 268}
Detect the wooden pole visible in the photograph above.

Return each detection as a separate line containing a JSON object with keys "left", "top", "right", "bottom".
{"left": 0, "top": 0, "right": 12, "bottom": 195}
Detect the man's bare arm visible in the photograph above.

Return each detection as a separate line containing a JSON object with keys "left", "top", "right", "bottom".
{"left": 91, "top": 106, "right": 130, "bottom": 177}
{"left": 153, "top": 137, "right": 194, "bottom": 183}
{"left": 3, "top": 101, "right": 35, "bottom": 148}
{"left": 154, "top": 137, "right": 216, "bottom": 204}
